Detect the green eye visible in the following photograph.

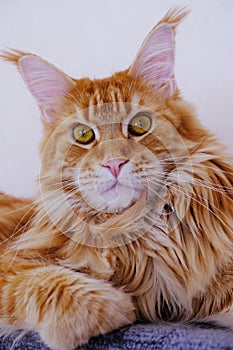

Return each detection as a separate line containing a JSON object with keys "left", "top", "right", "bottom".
{"left": 128, "top": 113, "right": 152, "bottom": 136}
{"left": 72, "top": 124, "right": 95, "bottom": 144}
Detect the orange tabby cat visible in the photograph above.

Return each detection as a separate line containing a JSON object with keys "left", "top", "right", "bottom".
{"left": 0, "top": 7, "right": 232, "bottom": 350}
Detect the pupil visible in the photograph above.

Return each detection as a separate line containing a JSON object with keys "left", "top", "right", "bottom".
{"left": 80, "top": 128, "right": 86, "bottom": 137}
{"left": 136, "top": 119, "right": 143, "bottom": 128}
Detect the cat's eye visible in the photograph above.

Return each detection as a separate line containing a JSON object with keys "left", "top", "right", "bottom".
{"left": 72, "top": 124, "right": 95, "bottom": 144}
{"left": 128, "top": 113, "right": 152, "bottom": 137}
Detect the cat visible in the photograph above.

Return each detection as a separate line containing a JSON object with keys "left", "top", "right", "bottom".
{"left": 0, "top": 6, "right": 232, "bottom": 350}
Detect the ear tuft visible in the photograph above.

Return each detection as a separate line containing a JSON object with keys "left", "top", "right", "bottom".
{"left": 157, "top": 6, "right": 190, "bottom": 31}
{"left": 129, "top": 7, "right": 189, "bottom": 98}
{"left": 0, "top": 48, "right": 30, "bottom": 65}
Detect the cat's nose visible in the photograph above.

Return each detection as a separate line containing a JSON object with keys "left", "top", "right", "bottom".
{"left": 103, "top": 158, "right": 129, "bottom": 178}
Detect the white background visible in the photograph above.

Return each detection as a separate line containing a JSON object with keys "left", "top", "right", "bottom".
{"left": 0, "top": 0, "right": 232, "bottom": 198}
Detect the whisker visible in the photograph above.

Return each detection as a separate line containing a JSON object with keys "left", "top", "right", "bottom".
{"left": 147, "top": 177, "right": 233, "bottom": 234}
{"left": 159, "top": 160, "right": 233, "bottom": 176}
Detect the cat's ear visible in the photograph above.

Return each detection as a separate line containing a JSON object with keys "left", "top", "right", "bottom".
{"left": 128, "top": 7, "right": 189, "bottom": 98}
{"left": 0, "top": 50, "right": 75, "bottom": 123}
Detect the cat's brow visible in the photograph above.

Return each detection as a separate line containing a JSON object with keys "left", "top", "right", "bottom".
{"left": 80, "top": 100, "right": 129, "bottom": 125}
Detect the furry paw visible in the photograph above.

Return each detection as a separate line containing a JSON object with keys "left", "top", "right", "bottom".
{"left": 36, "top": 269, "right": 135, "bottom": 350}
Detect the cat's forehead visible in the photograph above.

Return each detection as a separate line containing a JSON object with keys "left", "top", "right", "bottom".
{"left": 69, "top": 73, "right": 158, "bottom": 123}
{"left": 75, "top": 90, "right": 142, "bottom": 126}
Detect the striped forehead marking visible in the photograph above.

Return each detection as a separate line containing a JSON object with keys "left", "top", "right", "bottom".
{"left": 75, "top": 90, "right": 142, "bottom": 126}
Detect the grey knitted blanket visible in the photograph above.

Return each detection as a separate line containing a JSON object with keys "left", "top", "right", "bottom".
{"left": 1, "top": 323, "right": 233, "bottom": 350}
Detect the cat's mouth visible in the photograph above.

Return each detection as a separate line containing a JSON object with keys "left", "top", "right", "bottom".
{"left": 77, "top": 158, "right": 145, "bottom": 213}
{"left": 76, "top": 176, "right": 142, "bottom": 212}
{"left": 80, "top": 178, "right": 143, "bottom": 213}
{"left": 98, "top": 180, "right": 140, "bottom": 202}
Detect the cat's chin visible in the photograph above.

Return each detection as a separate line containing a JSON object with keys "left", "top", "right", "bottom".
{"left": 90, "top": 191, "right": 148, "bottom": 228}
{"left": 99, "top": 192, "right": 142, "bottom": 213}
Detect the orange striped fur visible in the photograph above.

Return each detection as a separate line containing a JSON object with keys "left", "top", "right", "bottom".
{"left": 0, "top": 7, "right": 232, "bottom": 350}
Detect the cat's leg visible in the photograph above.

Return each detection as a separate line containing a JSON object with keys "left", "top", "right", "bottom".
{"left": 0, "top": 264, "right": 135, "bottom": 350}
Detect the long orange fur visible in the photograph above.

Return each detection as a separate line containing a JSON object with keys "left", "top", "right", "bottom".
{"left": 0, "top": 7, "right": 232, "bottom": 350}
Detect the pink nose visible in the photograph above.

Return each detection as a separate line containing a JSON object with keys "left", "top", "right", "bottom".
{"left": 103, "top": 158, "right": 128, "bottom": 177}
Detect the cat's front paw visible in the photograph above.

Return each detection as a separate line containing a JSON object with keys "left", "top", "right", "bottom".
{"left": 37, "top": 270, "right": 135, "bottom": 350}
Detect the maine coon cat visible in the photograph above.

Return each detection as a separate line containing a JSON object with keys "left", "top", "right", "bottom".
{"left": 0, "top": 7, "right": 232, "bottom": 350}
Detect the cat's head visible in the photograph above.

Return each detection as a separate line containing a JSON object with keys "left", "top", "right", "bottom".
{"left": 1, "top": 8, "right": 206, "bottom": 247}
